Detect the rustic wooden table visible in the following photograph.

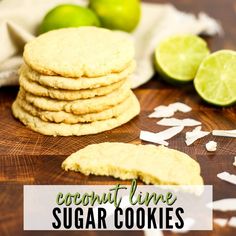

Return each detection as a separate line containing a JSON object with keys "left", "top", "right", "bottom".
{"left": 0, "top": 0, "right": 236, "bottom": 235}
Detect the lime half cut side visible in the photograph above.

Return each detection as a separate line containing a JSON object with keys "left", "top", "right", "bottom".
{"left": 155, "top": 35, "right": 210, "bottom": 84}
{"left": 194, "top": 50, "right": 236, "bottom": 106}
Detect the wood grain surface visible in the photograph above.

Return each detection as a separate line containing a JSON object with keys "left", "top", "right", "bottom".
{"left": 0, "top": 0, "right": 236, "bottom": 236}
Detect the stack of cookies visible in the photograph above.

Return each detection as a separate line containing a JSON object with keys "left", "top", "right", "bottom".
{"left": 12, "top": 27, "right": 140, "bottom": 136}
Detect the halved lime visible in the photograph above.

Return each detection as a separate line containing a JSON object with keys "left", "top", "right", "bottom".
{"left": 194, "top": 50, "right": 236, "bottom": 106}
{"left": 154, "top": 35, "right": 210, "bottom": 84}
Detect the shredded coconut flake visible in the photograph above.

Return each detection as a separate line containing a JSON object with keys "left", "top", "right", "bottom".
{"left": 140, "top": 126, "right": 184, "bottom": 146}
{"left": 205, "top": 141, "right": 217, "bottom": 152}
{"left": 207, "top": 198, "right": 236, "bottom": 211}
{"left": 228, "top": 217, "right": 236, "bottom": 228}
{"left": 186, "top": 127, "right": 200, "bottom": 139}
{"left": 185, "top": 126, "right": 210, "bottom": 146}
{"left": 169, "top": 102, "right": 192, "bottom": 113}
{"left": 157, "top": 118, "right": 201, "bottom": 127}
{"left": 154, "top": 105, "right": 168, "bottom": 111}
{"left": 233, "top": 156, "right": 236, "bottom": 167}
{"left": 150, "top": 102, "right": 192, "bottom": 118}
{"left": 214, "top": 218, "right": 228, "bottom": 227}
{"left": 144, "top": 230, "right": 164, "bottom": 236}
{"left": 212, "top": 130, "right": 236, "bottom": 138}
{"left": 149, "top": 107, "right": 174, "bottom": 118}
{"left": 217, "top": 172, "right": 236, "bottom": 185}
{"left": 140, "top": 131, "right": 169, "bottom": 146}
{"left": 156, "top": 126, "right": 184, "bottom": 140}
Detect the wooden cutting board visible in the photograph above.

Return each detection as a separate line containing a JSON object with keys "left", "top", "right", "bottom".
{"left": 0, "top": 0, "right": 236, "bottom": 235}
{"left": 1, "top": 84, "right": 236, "bottom": 236}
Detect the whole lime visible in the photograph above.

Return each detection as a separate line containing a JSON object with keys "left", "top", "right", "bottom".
{"left": 89, "top": 0, "right": 141, "bottom": 32}
{"left": 39, "top": 4, "right": 100, "bottom": 34}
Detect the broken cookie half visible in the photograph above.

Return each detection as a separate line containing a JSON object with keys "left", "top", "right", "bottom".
{"left": 62, "top": 142, "right": 203, "bottom": 185}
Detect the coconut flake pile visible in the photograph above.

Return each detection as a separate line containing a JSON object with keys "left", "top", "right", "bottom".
{"left": 142, "top": 102, "right": 236, "bottom": 233}
{"left": 141, "top": 102, "right": 195, "bottom": 145}
{"left": 144, "top": 102, "right": 203, "bottom": 145}
{"left": 141, "top": 102, "right": 235, "bottom": 152}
